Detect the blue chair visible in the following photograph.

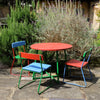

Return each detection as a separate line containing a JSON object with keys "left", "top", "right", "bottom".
{"left": 18, "top": 52, "right": 52, "bottom": 94}
{"left": 10, "top": 41, "right": 27, "bottom": 76}
{"left": 63, "top": 48, "right": 92, "bottom": 87}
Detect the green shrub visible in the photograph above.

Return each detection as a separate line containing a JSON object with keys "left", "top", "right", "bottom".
{"left": 37, "top": 1, "right": 94, "bottom": 60}
{"left": 0, "top": 0, "right": 40, "bottom": 65}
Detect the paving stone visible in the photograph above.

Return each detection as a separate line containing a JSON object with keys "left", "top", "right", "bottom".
{"left": 41, "top": 80, "right": 84, "bottom": 100}
{"left": 81, "top": 79, "right": 100, "bottom": 100}
{"left": 0, "top": 88, "right": 11, "bottom": 100}
{"left": 0, "top": 77, "right": 18, "bottom": 88}
{"left": 12, "top": 85, "right": 41, "bottom": 100}
{"left": 0, "top": 67, "right": 100, "bottom": 100}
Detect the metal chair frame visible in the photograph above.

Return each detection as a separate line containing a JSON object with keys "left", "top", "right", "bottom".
{"left": 63, "top": 48, "right": 93, "bottom": 87}
{"left": 18, "top": 52, "right": 52, "bottom": 94}
{"left": 10, "top": 41, "right": 29, "bottom": 76}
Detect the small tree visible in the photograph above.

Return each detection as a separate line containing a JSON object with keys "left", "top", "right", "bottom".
{"left": 0, "top": 0, "right": 40, "bottom": 65}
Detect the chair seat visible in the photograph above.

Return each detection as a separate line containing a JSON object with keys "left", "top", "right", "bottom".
{"left": 65, "top": 59, "right": 88, "bottom": 68}
{"left": 14, "top": 55, "right": 26, "bottom": 59}
{"left": 23, "top": 62, "right": 51, "bottom": 73}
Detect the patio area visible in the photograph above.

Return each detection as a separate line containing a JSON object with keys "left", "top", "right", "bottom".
{"left": 0, "top": 66, "right": 100, "bottom": 100}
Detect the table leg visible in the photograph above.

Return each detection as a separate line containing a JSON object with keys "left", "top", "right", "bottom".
{"left": 43, "top": 51, "right": 47, "bottom": 63}
{"left": 56, "top": 51, "right": 59, "bottom": 81}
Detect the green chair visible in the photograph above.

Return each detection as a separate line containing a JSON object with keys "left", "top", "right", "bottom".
{"left": 63, "top": 48, "right": 92, "bottom": 87}
{"left": 18, "top": 52, "right": 52, "bottom": 94}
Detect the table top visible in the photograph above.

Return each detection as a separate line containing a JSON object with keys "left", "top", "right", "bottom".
{"left": 30, "top": 43, "right": 72, "bottom": 51}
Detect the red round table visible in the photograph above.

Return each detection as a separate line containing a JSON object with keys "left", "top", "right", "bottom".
{"left": 30, "top": 43, "right": 72, "bottom": 51}
{"left": 30, "top": 43, "right": 72, "bottom": 81}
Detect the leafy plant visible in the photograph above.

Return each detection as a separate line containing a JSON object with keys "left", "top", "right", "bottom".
{"left": 0, "top": 0, "right": 40, "bottom": 65}
{"left": 37, "top": 0, "right": 94, "bottom": 60}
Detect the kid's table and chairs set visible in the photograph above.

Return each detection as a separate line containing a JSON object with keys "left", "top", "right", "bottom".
{"left": 10, "top": 41, "right": 93, "bottom": 94}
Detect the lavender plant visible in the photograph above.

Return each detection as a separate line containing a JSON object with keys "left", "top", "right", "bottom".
{"left": 37, "top": 0, "right": 94, "bottom": 59}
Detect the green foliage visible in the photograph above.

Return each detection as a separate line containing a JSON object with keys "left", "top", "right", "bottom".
{"left": 0, "top": 30, "right": 1, "bottom": 35}
{"left": 95, "top": 6, "right": 100, "bottom": 40}
{"left": 93, "top": 5, "right": 100, "bottom": 56}
{"left": 95, "top": 32, "right": 100, "bottom": 46}
{"left": 0, "top": 0, "right": 39, "bottom": 65}
{"left": 37, "top": 1, "right": 94, "bottom": 59}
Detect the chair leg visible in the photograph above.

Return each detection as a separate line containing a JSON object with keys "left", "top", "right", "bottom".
{"left": 28, "top": 72, "right": 30, "bottom": 76}
{"left": 10, "top": 59, "right": 15, "bottom": 74}
{"left": 10, "top": 58, "right": 30, "bottom": 77}
{"left": 63, "top": 65, "right": 87, "bottom": 87}
{"left": 50, "top": 67, "right": 51, "bottom": 80}
{"left": 38, "top": 72, "right": 52, "bottom": 95}
{"left": 18, "top": 70, "right": 52, "bottom": 94}
{"left": 69, "top": 66, "right": 72, "bottom": 77}
{"left": 18, "top": 69, "right": 23, "bottom": 88}
{"left": 63, "top": 65, "right": 66, "bottom": 82}
{"left": 38, "top": 73, "right": 43, "bottom": 94}
{"left": 32, "top": 72, "right": 36, "bottom": 80}
{"left": 18, "top": 70, "right": 36, "bottom": 89}
{"left": 81, "top": 67, "right": 87, "bottom": 87}
{"left": 86, "top": 64, "right": 93, "bottom": 80}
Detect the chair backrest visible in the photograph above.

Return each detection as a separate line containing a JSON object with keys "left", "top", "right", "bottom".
{"left": 83, "top": 48, "right": 92, "bottom": 62}
{"left": 12, "top": 41, "right": 26, "bottom": 57}
{"left": 20, "top": 52, "right": 44, "bottom": 61}
{"left": 12, "top": 41, "right": 26, "bottom": 48}
{"left": 20, "top": 52, "right": 44, "bottom": 71}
